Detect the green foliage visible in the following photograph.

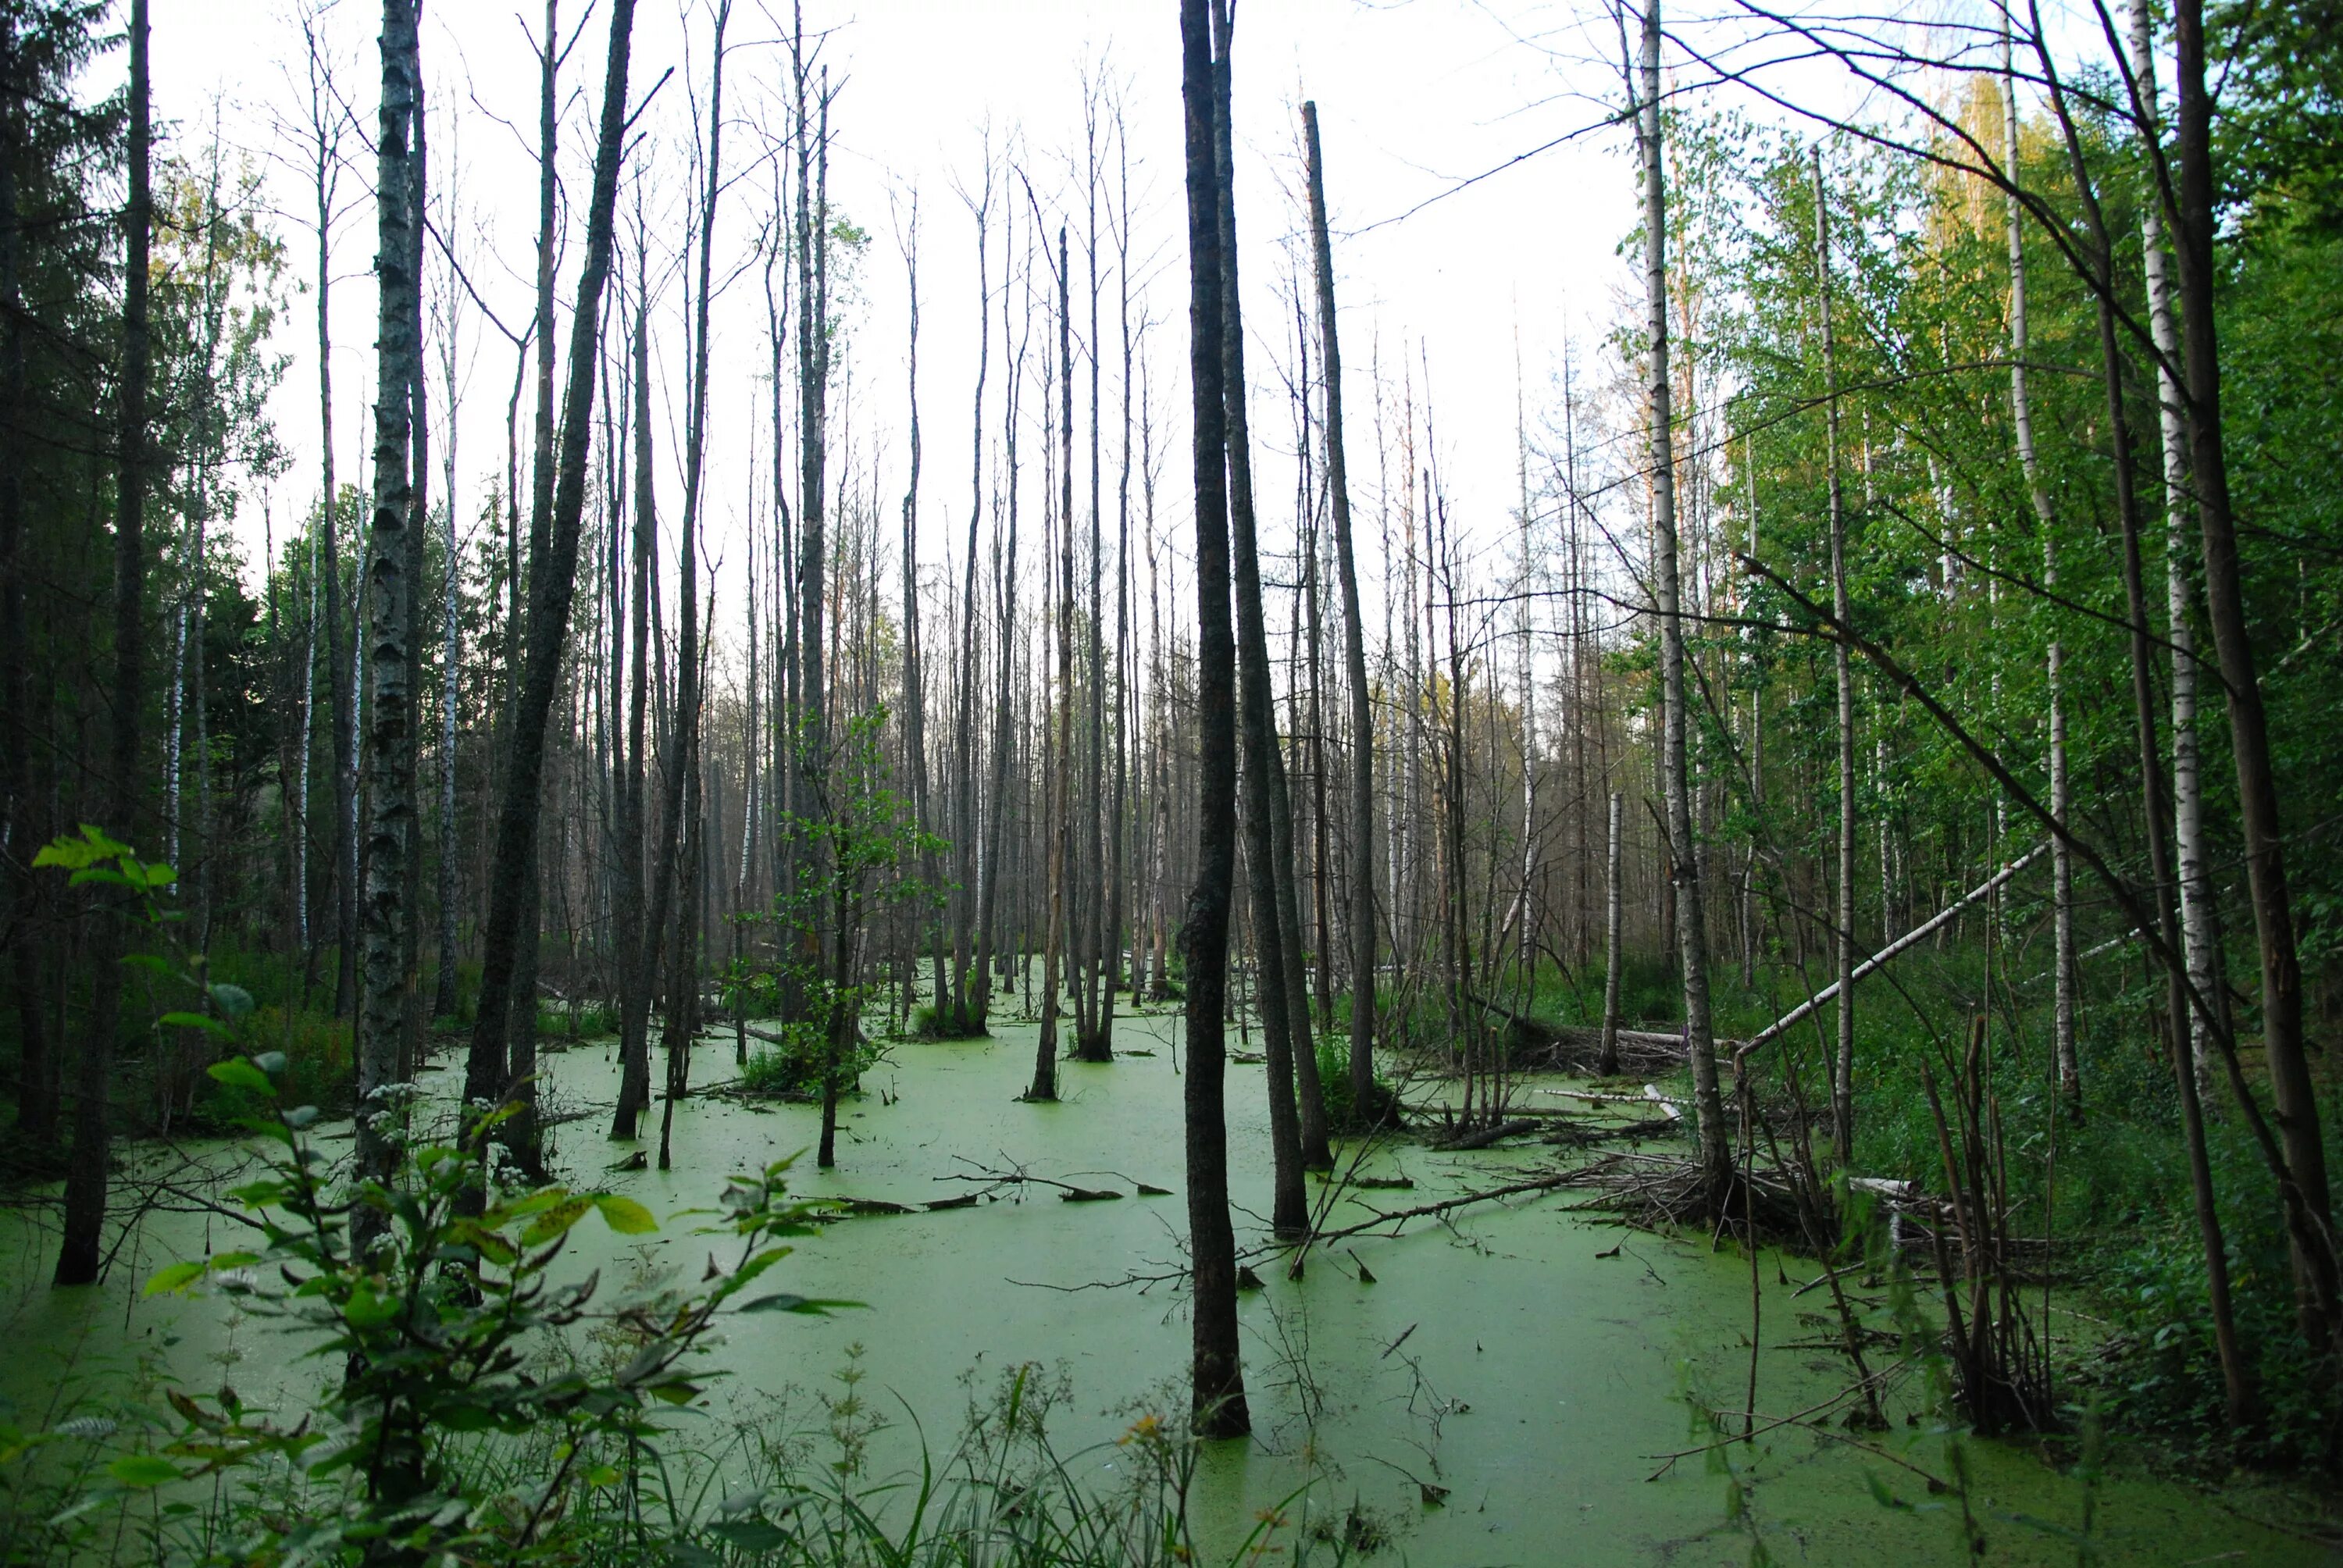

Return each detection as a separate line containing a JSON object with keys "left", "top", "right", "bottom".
{"left": 910, "top": 999, "right": 989, "bottom": 1040}
{"left": 740, "top": 1021, "right": 879, "bottom": 1101}
{"left": 735, "top": 709, "right": 945, "bottom": 1108}
{"left": 1314, "top": 1037, "right": 1398, "bottom": 1134}
{"left": 16, "top": 1050, "right": 846, "bottom": 1563}
{"left": 535, "top": 997, "right": 615, "bottom": 1042}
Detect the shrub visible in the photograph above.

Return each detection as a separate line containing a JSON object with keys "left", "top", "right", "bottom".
{"left": 911, "top": 999, "right": 988, "bottom": 1039}
{"left": 1314, "top": 1037, "right": 1400, "bottom": 1132}
{"left": 740, "top": 1021, "right": 880, "bottom": 1101}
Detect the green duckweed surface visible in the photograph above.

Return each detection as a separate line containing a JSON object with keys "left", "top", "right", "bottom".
{"left": 2, "top": 1004, "right": 2330, "bottom": 1566}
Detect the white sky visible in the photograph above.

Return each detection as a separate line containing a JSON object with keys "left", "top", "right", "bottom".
{"left": 144, "top": 0, "right": 2135, "bottom": 668}
{"left": 151, "top": 0, "right": 1647, "bottom": 657}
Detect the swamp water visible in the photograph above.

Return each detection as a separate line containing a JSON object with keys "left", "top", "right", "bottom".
{"left": 2, "top": 1005, "right": 2327, "bottom": 1566}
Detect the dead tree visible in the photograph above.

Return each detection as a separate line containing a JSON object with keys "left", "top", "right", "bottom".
{"left": 1211, "top": 0, "right": 1307, "bottom": 1235}
{"left": 1302, "top": 99, "right": 1375, "bottom": 1131}
{"left": 461, "top": 0, "right": 640, "bottom": 1142}
{"left": 1177, "top": 0, "right": 1249, "bottom": 1439}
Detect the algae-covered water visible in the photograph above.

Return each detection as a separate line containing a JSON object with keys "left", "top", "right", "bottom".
{"left": 2, "top": 1007, "right": 2327, "bottom": 1565}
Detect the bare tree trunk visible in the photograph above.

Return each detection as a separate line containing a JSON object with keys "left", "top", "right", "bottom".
{"left": 1600, "top": 790, "right": 1624, "bottom": 1076}
{"left": 1636, "top": 0, "right": 1732, "bottom": 1207}
{"left": 898, "top": 197, "right": 947, "bottom": 1021}
{"left": 355, "top": 0, "right": 420, "bottom": 1205}
{"left": 462, "top": 0, "right": 639, "bottom": 1136}
{"left": 1104, "top": 108, "right": 1134, "bottom": 1037}
{"left": 1029, "top": 223, "right": 1072, "bottom": 1104}
{"left": 2031, "top": 12, "right": 2252, "bottom": 1420}
{"left": 1075, "top": 105, "right": 1110, "bottom": 1064}
{"left": 793, "top": 24, "right": 833, "bottom": 1077}
{"left": 315, "top": 62, "right": 357, "bottom": 1023}
{"left": 655, "top": 0, "right": 729, "bottom": 1171}
{"left": 611, "top": 274, "right": 654, "bottom": 1137}
{"left": 2126, "top": 0, "right": 2227, "bottom": 1100}
{"left": 950, "top": 160, "right": 992, "bottom": 1027}
{"left": 1307, "top": 103, "right": 1377, "bottom": 1126}
{"left": 0, "top": 12, "right": 53, "bottom": 1146}
{"left": 2002, "top": 25, "right": 2081, "bottom": 1121}
{"left": 56, "top": 0, "right": 146, "bottom": 1286}
{"left": 1208, "top": 2, "right": 1306, "bottom": 1232}
{"left": 974, "top": 222, "right": 1025, "bottom": 1032}
{"left": 433, "top": 148, "right": 464, "bottom": 1022}
{"left": 1813, "top": 149, "right": 1858, "bottom": 1164}
{"left": 1179, "top": 0, "right": 1249, "bottom": 1438}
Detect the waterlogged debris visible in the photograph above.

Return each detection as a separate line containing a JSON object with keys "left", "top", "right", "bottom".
{"left": 924, "top": 1193, "right": 979, "bottom": 1211}
{"left": 1057, "top": 1186, "right": 1121, "bottom": 1203}
{"left": 1350, "top": 1249, "right": 1378, "bottom": 1284}
{"left": 1134, "top": 1181, "right": 1172, "bottom": 1196}
{"left": 1236, "top": 1265, "right": 1266, "bottom": 1291}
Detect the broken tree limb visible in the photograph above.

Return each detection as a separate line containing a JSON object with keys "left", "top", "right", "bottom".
{"left": 1310, "top": 1173, "right": 1577, "bottom": 1249}
{"left": 1732, "top": 843, "right": 2047, "bottom": 1066}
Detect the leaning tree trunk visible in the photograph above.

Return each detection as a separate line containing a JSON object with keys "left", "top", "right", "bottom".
{"left": 56, "top": 0, "right": 148, "bottom": 1288}
{"left": 462, "top": 0, "right": 640, "bottom": 1132}
{"left": 1211, "top": 4, "right": 1307, "bottom": 1235}
{"left": 1177, "top": 0, "right": 1249, "bottom": 1440}
{"left": 1638, "top": 0, "right": 1732, "bottom": 1209}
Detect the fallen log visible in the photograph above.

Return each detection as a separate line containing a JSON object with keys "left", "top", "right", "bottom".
{"left": 1733, "top": 844, "right": 2046, "bottom": 1065}
{"left": 1428, "top": 1117, "right": 1541, "bottom": 1152}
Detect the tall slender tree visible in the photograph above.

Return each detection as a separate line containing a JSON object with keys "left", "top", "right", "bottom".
{"left": 55, "top": 0, "right": 147, "bottom": 1288}
{"left": 1302, "top": 102, "right": 1378, "bottom": 1126}
{"left": 1178, "top": 0, "right": 1248, "bottom": 1438}
{"left": 1635, "top": 0, "right": 1732, "bottom": 1209}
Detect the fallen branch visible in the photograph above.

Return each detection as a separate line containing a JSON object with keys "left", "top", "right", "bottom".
{"left": 1311, "top": 1173, "right": 1579, "bottom": 1249}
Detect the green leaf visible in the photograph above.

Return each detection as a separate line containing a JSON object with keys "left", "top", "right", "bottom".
{"left": 590, "top": 1195, "right": 658, "bottom": 1235}
{"left": 206, "top": 1060, "right": 274, "bottom": 1096}
{"left": 519, "top": 1197, "right": 592, "bottom": 1248}
{"left": 141, "top": 861, "right": 178, "bottom": 887}
{"left": 36, "top": 826, "right": 133, "bottom": 869}
{"left": 159, "top": 1011, "right": 232, "bottom": 1039}
{"left": 105, "top": 1454, "right": 181, "bottom": 1488}
{"left": 144, "top": 1261, "right": 209, "bottom": 1297}
{"left": 647, "top": 1381, "right": 702, "bottom": 1406}
{"left": 343, "top": 1285, "right": 398, "bottom": 1329}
